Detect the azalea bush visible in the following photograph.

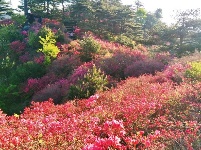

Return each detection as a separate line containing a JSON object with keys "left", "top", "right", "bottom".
{"left": 124, "top": 59, "right": 166, "bottom": 77}
{"left": 26, "top": 62, "right": 94, "bottom": 103}
{"left": 161, "top": 63, "right": 190, "bottom": 84}
{"left": 0, "top": 74, "right": 200, "bottom": 149}
{"left": 23, "top": 73, "right": 58, "bottom": 95}
{"left": 48, "top": 55, "right": 82, "bottom": 78}
{"left": 0, "top": 17, "right": 201, "bottom": 150}
{"left": 96, "top": 49, "right": 147, "bottom": 79}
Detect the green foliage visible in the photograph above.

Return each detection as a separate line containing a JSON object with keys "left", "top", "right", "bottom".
{"left": 135, "top": 8, "right": 147, "bottom": 25}
{"left": 38, "top": 27, "right": 60, "bottom": 65}
{"left": 0, "top": 84, "right": 19, "bottom": 113}
{"left": 68, "top": 65, "right": 108, "bottom": 100}
{"left": 70, "top": 0, "right": 141, "bottom": 39}
{"left": 0, "top": 0, "right": 12, "bottom": 14}
{"left": 0, "top": 61, "right": 46, "bottom": 114}
{"left": 27, "top": 31, "right": 39, "bottom": 49}
{"left": 9, "top": 61, "right": 46, "bottom": 85}
{"left": 11, "top": 14, "right": 26, "bottom": 26}
{"left": 80, "top": 36, "right": 101, "bottom": 62}
{"left": 55, "top": 29, "right": 65, "bottom": 43}
{"left": 0, "top": 25, "right": 23, "bottom": 76}
{"left": 28, "top": 27, "right": 50, "bottom": 49}
{"left": 0, "top": 24, "right": 23, "bottom": 43}
{"left": 0, "top": 82, "right": 31, "bottom": 115}
{"left": 115, "top": 35, "right": 136, "bottom": 48}
{"left": 185, "top": 61, "right": 201, "bottom": 81}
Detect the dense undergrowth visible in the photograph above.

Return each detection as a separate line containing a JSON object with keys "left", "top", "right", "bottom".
{"left": 0, "top": 18, "right": 200, "bottom": 149}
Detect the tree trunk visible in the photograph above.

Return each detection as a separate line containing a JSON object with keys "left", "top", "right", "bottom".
{"left": 47, "top": 0, "right": 50, "bottom": 15}
{"left": 62, "top": 0, "right": 64, "bottom": 13}
{"left": 24, "top": 0, "right": 28, "bottom": 16}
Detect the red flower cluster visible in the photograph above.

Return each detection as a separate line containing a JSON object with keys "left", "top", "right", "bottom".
{"left": 10, "top": 40, "right": 26, "bottom": 54}
{"left": 0, "top": 73, "right": 200, "bottom": 149}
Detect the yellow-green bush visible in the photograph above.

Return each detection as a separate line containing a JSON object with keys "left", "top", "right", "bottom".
{"left": 38, "top": 27, "right": 60, "bottom": 65}
{"left": 185, "top": 61, "right": 201, "bottom": 81}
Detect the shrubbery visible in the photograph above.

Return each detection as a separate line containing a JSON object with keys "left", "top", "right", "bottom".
{"left": 115, "top": 34, "right": 136, "bottom": 48}
{"left": 38, "top": 27, "right": 60, "bottom": 65}
{"left": 0, "top": 17, "right": 201, "bottom": 149}
{"left": 68, "top": 65, "right": 108, "bottom": 100}
{"left": 124, "top": 59, "right": 166, "bottom": 77}
{"left": 0, "top": 74, "right": 200, "bottom": 149}
{"left": 185, "top": 61, "right": 201, "bottom": 81}
{"left": 79, "top": 36, "right": 101, "bottom": 62}
{"left": 9, "top": 61, "right": 46, "bottom": 84}
{"left": 96, "top": 49, "right": 147, "bottom": 79}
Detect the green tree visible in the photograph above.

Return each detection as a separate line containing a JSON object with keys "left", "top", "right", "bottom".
{"left": 69, "top": 0, "right": 142, "bottom": 40}
{"left": 135, "top": 8, "right": 147, "bottom": 25}
{"left": 0, "top": 0, "right": 12, "bottom": 15}
{"left": 19, "top": 0, "right": 71, "bottom": 19}
{"left": 174, "top": 9, "right": 200, "bottom": 50}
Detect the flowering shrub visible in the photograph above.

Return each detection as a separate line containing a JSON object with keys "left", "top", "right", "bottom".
{"left": 96, "top": 49, "right": 147, "bottom": 79}
{"left": 42, "top": 18, "right": 61, "bottom": 27}
{"left": 162, "top": 63, "right": 190, "bottom": 83}
{"left": 1, "top": 17, "right": 201, "bottom": 150}
{"left": 68, "top": 62, "right": 94, "bottom": 84}
{"left": 31, "top": 79, "right": 70, "bottom": 104}
{"left": 34, "top": 54, "right": 45, "bottom": 64}
{"left": 23, "top": 73, "right": 58, "bottom": 94}
{"left": 0, "top": 74, "right": 200, "bottom": 149}
{"left": 19, "top": 52, "right": 31, "bottom": 63}
{"left": 0, "top": 19, "right": 14, "bottom": 26}
{"left": 124, "top": 59, "right": 166, "bottom": 77}
{"left": 153, "top": 52, "right": 172, "bottom": 64}
{"left": 29, "top": 22, "right": 42, "bottom": 34}
{"left": 48, "top": 55, "right": 82, "bottom": 78}
{"left": 10, "top": 40, "right": 26, "bottom": 54}
{"left": 59, "top": 40, "right": 81, "bottom": 57}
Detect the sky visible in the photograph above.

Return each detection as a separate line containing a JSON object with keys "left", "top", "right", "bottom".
{"left": 123, "top": 0, "right": 201, "bottom": 25}
{"left": 9, "top": 0, "right": 201, "bottom": 25}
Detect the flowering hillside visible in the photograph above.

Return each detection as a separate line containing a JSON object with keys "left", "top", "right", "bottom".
{"left": 0, "top": 18, "right": 201, "bottom": 149}
{"left": 0, "top": 69, "right": 201, "bottom": 149}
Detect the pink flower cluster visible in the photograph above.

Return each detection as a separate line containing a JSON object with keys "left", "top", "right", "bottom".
{"left": 0, "top": 73, "right": 200, "bottom": 149}
{"left": 0, "top": 19, "right": 14, "bottom": 26}
{"left": 42, "top": 18, "right": 60, "bottom": 26}
{"left": 19, "top": 52, "right": 30, "bottom": 63}
{"left": 34, "top": 54, "right": 45, "bottom": 64}
{"left": 23, "top": 74, "right": 57, "bottom": 94}
{"left": 10, "top": 40, "right": 26, "bottom": 54}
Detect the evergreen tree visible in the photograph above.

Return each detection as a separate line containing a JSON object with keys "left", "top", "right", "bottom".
{"left": 0, "top": 0, "right": 12, "bottom": 15}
